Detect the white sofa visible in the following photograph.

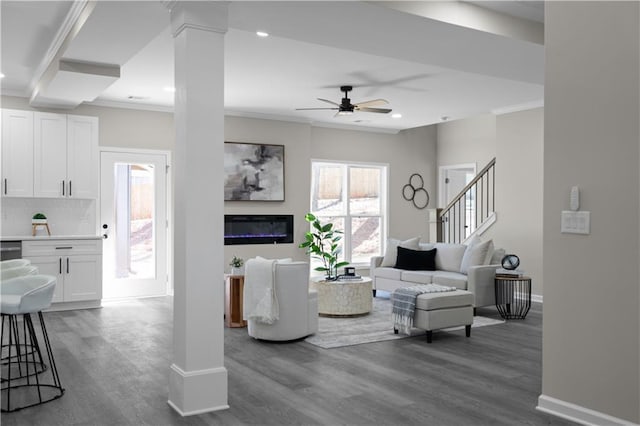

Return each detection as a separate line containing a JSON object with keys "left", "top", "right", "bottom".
{"left": 370, "top": 239, "right": 504, "bottom": 309}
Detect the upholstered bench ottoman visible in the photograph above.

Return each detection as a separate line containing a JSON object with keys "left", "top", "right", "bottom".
{"left": 409, "top": 289, "right": 474, "bottom": 343}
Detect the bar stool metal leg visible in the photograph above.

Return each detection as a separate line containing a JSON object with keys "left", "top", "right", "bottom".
{"left": 1, "top": 312, "right": 64, "bottom": 412}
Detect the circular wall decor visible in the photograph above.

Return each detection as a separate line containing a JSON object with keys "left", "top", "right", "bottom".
{"left": 402, "top": 173, "right": 430, "bottom": 210}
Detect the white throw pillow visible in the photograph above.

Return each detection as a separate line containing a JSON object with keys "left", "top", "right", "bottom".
{"left": 490, "top": 248, "right": 506, "bottom": 265}
{"left": 460, "top": 238, "right": 494, "bottom": 274}
{"left": 434, "top": 243, "right": 467, "bottom": 272}
{"left": 381, "top": 237, "right": 420, "bottom": 267}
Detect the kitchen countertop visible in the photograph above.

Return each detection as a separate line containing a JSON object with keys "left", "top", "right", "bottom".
{"left": 1, "top": 235, "right": 103, "bottom": 241}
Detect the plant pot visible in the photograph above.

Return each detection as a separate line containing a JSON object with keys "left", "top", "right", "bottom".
{"left": 32, "top": 219, "right": 47, "bottom": 224}
{"left": 231, "top": 266, "right": 244, "bottom": 276}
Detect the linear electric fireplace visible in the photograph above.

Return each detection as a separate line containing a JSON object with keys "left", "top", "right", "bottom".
{"left": 224, "top": 214, "right": 294, "bottom": 245}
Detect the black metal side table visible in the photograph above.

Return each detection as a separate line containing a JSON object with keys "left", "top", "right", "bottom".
{"left": 494, "top": 275, "right": 531, "bottom": 319}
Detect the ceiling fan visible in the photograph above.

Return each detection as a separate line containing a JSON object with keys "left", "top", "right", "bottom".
{"left": 296, "top": 85, "right": 392, "bottom": 116}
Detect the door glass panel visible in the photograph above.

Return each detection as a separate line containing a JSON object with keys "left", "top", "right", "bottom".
{"left": 114, "top": 163, "right": 155, "bottom": 280}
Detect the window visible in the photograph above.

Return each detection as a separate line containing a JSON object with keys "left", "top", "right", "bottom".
{"left": 310, "top": 160, "right": 387, "bottom": 266}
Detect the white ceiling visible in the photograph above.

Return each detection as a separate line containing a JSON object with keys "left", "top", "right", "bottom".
{"left": 1, "top": 1, "right": 545, "bottom": 133}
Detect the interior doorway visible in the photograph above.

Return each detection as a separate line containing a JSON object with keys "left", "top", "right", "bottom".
{"left": 100, "top": 149, "right": 170, "bottom": 299}
{"left": 438, "top": 163, "right": 477, "bottom": 208}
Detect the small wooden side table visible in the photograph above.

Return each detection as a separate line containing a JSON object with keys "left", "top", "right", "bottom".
{"left": 494, "top": 275, "right": 532, "bottom": 319}
{"left": 225, "top": 274, "right": 247, "bottom": 327}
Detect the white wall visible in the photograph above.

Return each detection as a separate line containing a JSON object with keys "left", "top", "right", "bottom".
{"left": 542, "top": 1, "right": 639, "bottom": 423}
{"left": 436, "top": 113, "right": 496, "bottom": 169}
{"left": 490, "top": 108, "right": 544, "bottom": 295}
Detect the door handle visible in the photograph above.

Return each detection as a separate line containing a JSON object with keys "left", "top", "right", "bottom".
{"left": 102, "top": 223, "right": 108, "bottom": 239}
{"left": 59, "top": 258, "right": 62, "bottom": 274}
{"left": 67, "top": 257, "right": 69, "bottom": 274}
{"left": 62, "top": 180, "right": 65, "bottom": 196}
{"left": 3, "top": 178, "right": 6, "bottom": 195}
{"left": 69, "top": 180, "right": 72, "bottom": 197}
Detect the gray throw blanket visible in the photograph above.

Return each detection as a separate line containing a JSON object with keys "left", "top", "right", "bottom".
{"left": 392, "top": 284, "right": 457, "bottom": 335}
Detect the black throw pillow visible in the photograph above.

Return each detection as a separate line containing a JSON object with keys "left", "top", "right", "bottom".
{"left": 394, "top": 246, "right": 437, "bottom": 271}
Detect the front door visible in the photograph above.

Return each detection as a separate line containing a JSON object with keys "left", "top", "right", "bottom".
{"left": 100, "top": 151, "right": 168, "bottom": 299}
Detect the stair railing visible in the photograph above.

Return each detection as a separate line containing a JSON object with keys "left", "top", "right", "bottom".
{"left": 440, "top": 158, "right": 496, "bottom": 244}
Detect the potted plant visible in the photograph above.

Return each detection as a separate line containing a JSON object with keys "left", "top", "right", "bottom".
{"left": 299, "top": 213, "right": 349, "bottom": 281}
{"left": 229, "top": 256, "right": 244, "bottom": 275}
{"left": 32, "top": 212, "right": 47, "bottom": 224}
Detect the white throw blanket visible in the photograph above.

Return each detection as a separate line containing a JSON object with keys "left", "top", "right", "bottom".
{"left": 243, "top": 258, "right": 279, "bottom": 324}
{"left": 392, "top": 284, "right": 456, "bottom": 335}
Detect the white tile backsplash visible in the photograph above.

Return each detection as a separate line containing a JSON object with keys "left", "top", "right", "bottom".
{"left": 1, "top": 198, "right": 97, "bottom": 237}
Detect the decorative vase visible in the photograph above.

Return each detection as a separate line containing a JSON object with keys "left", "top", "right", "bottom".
{"left": 231, "top": 266, "right": 244, "bottom": 276}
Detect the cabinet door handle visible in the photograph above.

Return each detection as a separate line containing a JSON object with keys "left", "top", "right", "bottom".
{"left": 69, "top": 180, "right": 72, "bottom": 197}
{"left": 55, "top": 247, "right": 73, "bottom": 250}
{"left": 3, "top": 178, "right": 6, "bottom": 195}
{"left": 62, "top": 180, "right": 65, "bottom": 196}
{"left": 67, "top": 257, "right": 69, "bottom": 274}
{"left": 59, "top": 258, "right": 62, "bottom": 274}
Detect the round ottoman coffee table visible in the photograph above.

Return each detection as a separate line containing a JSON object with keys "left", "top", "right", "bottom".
{"left": 311, "top": 277, "right": 373, "bottom": 317}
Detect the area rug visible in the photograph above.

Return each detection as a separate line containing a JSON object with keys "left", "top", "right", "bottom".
{"left": 304, "top": 296, "right": 505, "bottom": 349}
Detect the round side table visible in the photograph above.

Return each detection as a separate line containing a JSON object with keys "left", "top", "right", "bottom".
{"left": 310, "top": 277, "right": 373, "bottom": 317}
{"left": 494, "top": 275, "right": 532, "bottom": 319}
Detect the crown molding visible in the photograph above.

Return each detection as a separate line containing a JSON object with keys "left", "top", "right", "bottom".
{"left": 491, "top": 99, "right": 544, "bottom": 115}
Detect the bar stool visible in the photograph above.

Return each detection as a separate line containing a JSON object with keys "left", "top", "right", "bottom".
{"left": 1, "top": 275, "right": 64, "bottom": 412}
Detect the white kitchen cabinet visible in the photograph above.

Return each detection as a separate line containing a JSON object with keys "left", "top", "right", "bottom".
{"left": 34, "top": 112, "right": 99, "bottom": 198}
{"left": 23, "top": 238, "right": 103, "bottom": 306}
{"left": 1, "top": 109, "right": 34, "bottom": 197}
{"left": 66, "top": 115, "right": 99, "bottom": 199}
{"left": 34, "top": 112, "right": 67, "bottom": 198}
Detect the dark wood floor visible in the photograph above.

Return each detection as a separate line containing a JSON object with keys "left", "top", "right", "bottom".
{"left": 2, "top": 297, "right": 575, "bottom": 426}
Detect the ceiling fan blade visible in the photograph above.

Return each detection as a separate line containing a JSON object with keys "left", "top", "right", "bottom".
{"left": 354, "top": 99, "right": 388, "bottom": 108}
{"left": 317, "top": 98, "right": 341, "bottom": 107}
{"left": 295, "top": 107, "right": 339, "bottom": 111}
{"left": 356, "top": 107, "right": 392, "bottom": 114}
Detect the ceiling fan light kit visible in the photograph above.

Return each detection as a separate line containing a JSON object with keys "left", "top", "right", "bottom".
{"left": 296, "top": 85, "right": 392, "bottom": 117}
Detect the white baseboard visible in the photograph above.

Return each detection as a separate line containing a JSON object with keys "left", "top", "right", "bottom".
{"left": 537, "top": 394, "right": 639, "bottom": 426}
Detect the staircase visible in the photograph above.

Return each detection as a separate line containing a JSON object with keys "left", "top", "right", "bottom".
{"left": 439, "top": 158, "right": 496, "bottom": 244}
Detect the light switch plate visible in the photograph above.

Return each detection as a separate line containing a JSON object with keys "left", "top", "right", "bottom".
{"left": 561, "top": 211, "right": 590, "bottom": 234}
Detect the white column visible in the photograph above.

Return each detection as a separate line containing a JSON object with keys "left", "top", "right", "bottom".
{"left": 166, "top": 1, "right": 228, "bottom": 416}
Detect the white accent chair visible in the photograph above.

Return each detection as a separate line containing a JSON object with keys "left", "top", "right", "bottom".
{"left": 245, "top": 261, "right": 318, "bottom": 341}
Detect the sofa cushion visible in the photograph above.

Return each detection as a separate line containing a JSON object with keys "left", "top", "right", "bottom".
{"left": 432, "top": 271, "right": 468, "bottom": 289}
{"left": 434, "top": 243, "right": 467, "bottom": 273}
{"left": 381, "top": 237, "right": 420, "bottom": 267}
{"left": 373, "top": 267, "right": 403, "bottom": 280}
{"left": 400, "top": 270, "right": 434, "bottom": 284}
{"left": 394, "top": 247, "right": 436, "bottom": 271}
{"left": 415, "top": 289, "right": 473, "bottom": 311}
{"left": 460, "top": 238, "right": 494, "bottom": 274}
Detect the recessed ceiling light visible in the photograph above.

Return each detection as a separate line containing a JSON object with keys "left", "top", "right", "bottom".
{"left": 256, "top": 31, "right": 269, "bottom": 38}
{"left": 391, "top": 113, "right": 402, "bottom": 119}
{"left": 128, "top": 95, "right": 149, "bottom": 100}
{"left": 441, "top": 116, "right": 449, "bottom": 121}
{"left": 163, "top": 86, "right": 176, "bottom": 93}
